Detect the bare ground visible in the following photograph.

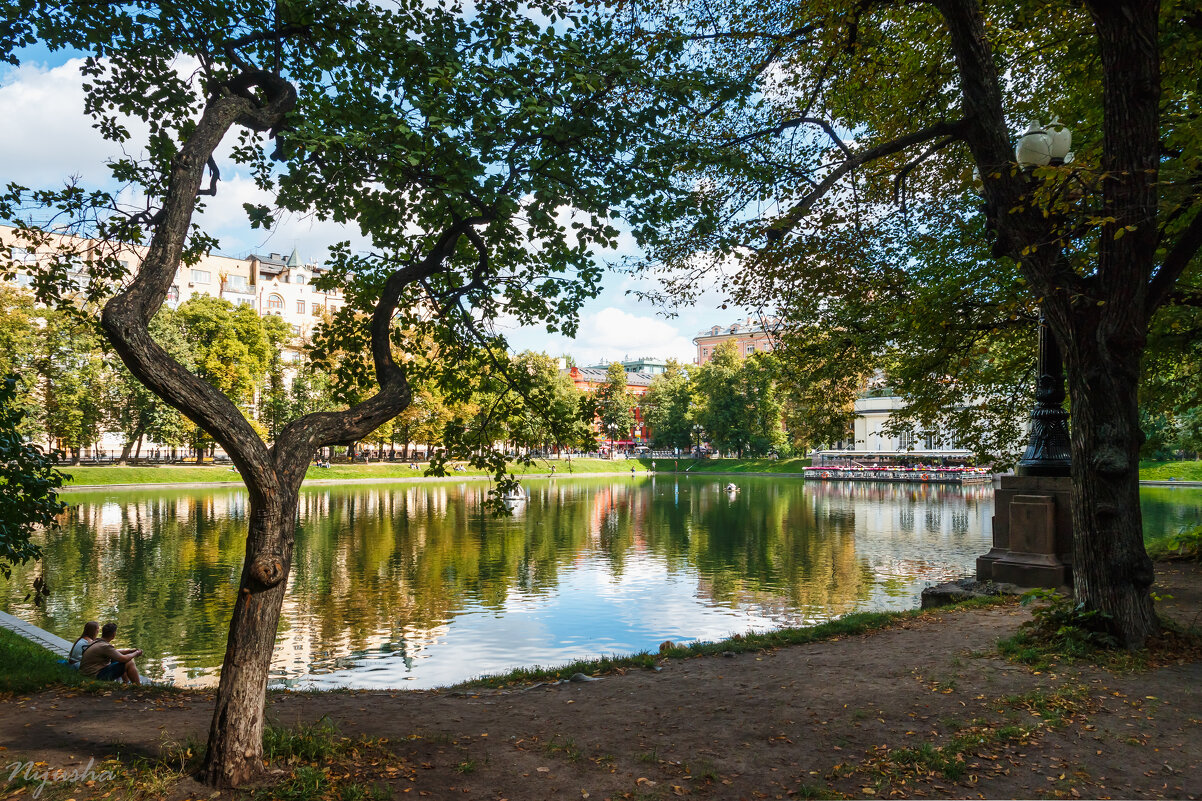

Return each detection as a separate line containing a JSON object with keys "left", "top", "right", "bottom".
{"left": 3, "top": 563, "right": 1202, "bottom": 800}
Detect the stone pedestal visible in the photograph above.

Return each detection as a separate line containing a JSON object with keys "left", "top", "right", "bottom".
{"left": 977, "top": 475, "right": 1072, "bottom": 590}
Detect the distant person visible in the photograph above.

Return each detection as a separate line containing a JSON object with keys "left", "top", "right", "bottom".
{"left": 67, "top": 621, "right": 99, "bottom": 669}
{"left": 79, "top": 622, "right": 142, "bottom": 685}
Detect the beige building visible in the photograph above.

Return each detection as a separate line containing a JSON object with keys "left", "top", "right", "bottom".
{"left": 2, "top": 225, "right": 347, "bottom": 455}
{"left": 2, "top": 226, "right": 343, "bottom": 360}
{"left": 693, "top": 316, "right": 779, "bottom": 364}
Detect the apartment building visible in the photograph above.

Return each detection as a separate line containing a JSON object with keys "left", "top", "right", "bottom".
{"left": 2, "top": 226, "right": 344, "bottom": 357}
{"left": 693, "top": 316, "right": 779, "bottom": 364}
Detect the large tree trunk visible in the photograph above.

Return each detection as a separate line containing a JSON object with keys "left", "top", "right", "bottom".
{"left": 1062, "top": 322, "right": 1158, "bottom": 647}
{"left": 118, "top": 439, "right": 134, "bottom": 465}
{"left": 201, "top": 479, "right": 301, "bottom": 786}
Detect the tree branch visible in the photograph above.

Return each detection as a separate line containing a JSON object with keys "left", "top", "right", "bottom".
{"left": 100, "top": 74, "right": 297, "bottom": 501}
{"left": 764, "top": 118, "right": 964, "bottom": 240}
{"left": 1147, "top": 208, "right": 1202, "bottom": 314}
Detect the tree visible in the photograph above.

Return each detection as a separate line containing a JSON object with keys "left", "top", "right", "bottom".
{"left": 593, "top": 361, "right": 637, "bottom": 445}
{"left": 691, "top": 342, "right": 784, "bottom": 457}
{"left": 38, "top": 310, "right": 107, "bottom": 464}
{"left": 0, "top": 375, "right": 65, "bottom": 590}
{"left": 642, "top": 359, "right": 695, "bottom": 450}
{"left": 3, "top": 0, "right": 708, "bottom": 785}
{"left": 0, "top": 284, "right": 41, "bottom": 440}
{"left": 638, "top": 0, "right": 1202, "bottom": 647}
{"left": 507, "top": 351, "right": 592, "bottom": 452}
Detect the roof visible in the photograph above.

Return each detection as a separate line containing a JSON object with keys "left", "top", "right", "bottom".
{"left": 568, "top": 367, "right": 655, "bottom": 387}
{"left": 695, "top": 316, "right": 782, "bottom": 339}
{"left": 250, "top": 253, "right": 287, "bottom": 275}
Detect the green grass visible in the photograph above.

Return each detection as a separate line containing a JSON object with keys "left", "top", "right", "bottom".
{"left": 0, "top": 627, "right": 185, "bottom": 695}
{"left": 60, "top": 457, "right": 813, "bottom": 488}
{"left": 1140, "top": 459, "right": 1202, "bottom": 481}
{"left": 0, "top": 626, "right": 87, "bottom": 693}
{"left": 455, "top": 596, "right": 1008, "bottom": 690}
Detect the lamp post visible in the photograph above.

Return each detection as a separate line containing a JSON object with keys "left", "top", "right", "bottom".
{"left": 1012, "top": 117, "right": 1073, "bottom": 477}
{"left": 693, "top": 423, "right": 703, "bottom": 457}
{"left": 607, "top": 423, "right": 618, "bottom": 459}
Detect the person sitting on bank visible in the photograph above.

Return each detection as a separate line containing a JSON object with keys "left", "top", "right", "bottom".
{"left": 79, "top": 622, "right": 143, "bottom": 685}
{"left": 67, "top": 621, "right": 99, "bottom": 669}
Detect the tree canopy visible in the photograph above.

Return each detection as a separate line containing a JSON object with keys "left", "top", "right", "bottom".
{"left": 1, "top": 0, "right": 732, "bottom": 785}
{"left": 635, "top": 0, "right": 1202, "bottom": 646}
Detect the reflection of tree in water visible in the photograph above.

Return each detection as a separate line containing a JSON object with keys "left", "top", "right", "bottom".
{"left": 4, "top": 478, "right": 1144, "bottom": 687}
{"left": 2, "top": 489, "right": 252, "bottom": 682}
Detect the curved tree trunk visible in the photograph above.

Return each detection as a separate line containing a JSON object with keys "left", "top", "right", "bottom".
{"left": 201, "top": 480, "right": 301, "bottom": 786}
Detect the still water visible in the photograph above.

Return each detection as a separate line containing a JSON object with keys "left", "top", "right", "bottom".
{"left": 2, "top": 477, "right": 1198, "bottom": 689}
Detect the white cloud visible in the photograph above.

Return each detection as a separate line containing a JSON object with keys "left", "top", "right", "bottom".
{"left": 0, "top": 58, "right": 139, "bottom": 188}
{"left": 505, "top": 306, "right": 696, "bottom": 365}
{"left": 192, "top": 174, "right": 370, "bottom": 262}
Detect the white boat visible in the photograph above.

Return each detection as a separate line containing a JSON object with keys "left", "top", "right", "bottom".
{"left": 725, "top": 483, "right": 739, "bottom": 493}
{"left": 502, "top": 488, "right": 527, "bottom": 505}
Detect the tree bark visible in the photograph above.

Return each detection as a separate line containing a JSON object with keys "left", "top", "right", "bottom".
{"left": 202, "top": 482, "right": 301, "bottom": 787}
{"left": 118, "top": 439, "right": 134, "bottom": 465}
{"left": 1061, "top": 320, "right": 1158, "bottom": 647}
{"left": 93, "top": 62, "right": 485, "bottom": 789}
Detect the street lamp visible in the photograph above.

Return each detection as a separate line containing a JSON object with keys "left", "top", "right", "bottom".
{"left": 693, "top": 423, "right": 703, "bottom": 457}
{"left": 1012, "top": 117, "right": 1073, "bottom": 477}
{"left": 607, "top": 423, "right": 618, "bottom": 459}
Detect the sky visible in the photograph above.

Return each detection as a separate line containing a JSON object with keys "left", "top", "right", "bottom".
{"left": 0, "top": 50, "right": 757, "bottom": 368}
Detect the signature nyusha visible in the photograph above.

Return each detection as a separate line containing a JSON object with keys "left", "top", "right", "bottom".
{"left": 6, "top": 758, "right": 115, "bottom": 798}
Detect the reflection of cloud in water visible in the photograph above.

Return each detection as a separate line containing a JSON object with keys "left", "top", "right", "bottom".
{"left": 19, "top": 477, "right": 1180, "bottom": 690}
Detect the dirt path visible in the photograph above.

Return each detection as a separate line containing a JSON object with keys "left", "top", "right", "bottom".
{"left": 4, "top": 564, "right": 1201, "bottom": 800}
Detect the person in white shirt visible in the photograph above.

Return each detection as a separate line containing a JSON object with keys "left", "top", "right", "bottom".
{"left": 68, "top": 621, "right": 99, "bottom": 669}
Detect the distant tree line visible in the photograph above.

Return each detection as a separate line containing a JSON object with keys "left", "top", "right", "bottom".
{"left": 640, "top": 341, "right": 788, "bottom": 457}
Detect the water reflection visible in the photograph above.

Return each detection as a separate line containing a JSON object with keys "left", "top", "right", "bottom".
{"left": 2, "top": 478, "right": 1196, "bottom": 689}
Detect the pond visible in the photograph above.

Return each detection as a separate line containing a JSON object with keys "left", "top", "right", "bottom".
{"left": 2, "top": 477, "right": 1198, "bottom": 689}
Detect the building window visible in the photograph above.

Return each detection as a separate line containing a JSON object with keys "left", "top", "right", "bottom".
{"left": 746, "top": 343, "right": 756, "bottom": 354}
{"left": 296, "top": 300, "right": 305, "bottom": 314}
{"left": 167, "top": 285, "right": 179, "bottom": 302}
{"left": 312, "top": 305, "right": 324, "bottom": 316}
{"left": 225, "top": 274, "right": 249, "bottom": 291}
{"left": 294, "top": 274, "right": 306, "bottom": 285}
{"left": 191, "top": 269, "right": 210, "bottom": 283}
{"left": 267, "top": 293, "right": 284, "bottom": 311}
{"left": 236, "top": 297, "right": 255, "bottom": 308}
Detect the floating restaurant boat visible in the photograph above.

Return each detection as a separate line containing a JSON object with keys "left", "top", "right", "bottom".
{"left": 803, "top": 464, "right": 993, "bottom": 485}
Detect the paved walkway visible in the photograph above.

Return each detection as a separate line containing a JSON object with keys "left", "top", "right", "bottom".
{"left": 0, "top": 610, "right": 71, "bottom": 657}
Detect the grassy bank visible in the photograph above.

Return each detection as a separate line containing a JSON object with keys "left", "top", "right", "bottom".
{"left": 59, "top": 456, "right": 811, "bottom": 488}
{"left": 1140, "top": 459, "right": 1202, "bottom": 481}
{"left": 0, "top": 627, "right": 85, "bottom": 694}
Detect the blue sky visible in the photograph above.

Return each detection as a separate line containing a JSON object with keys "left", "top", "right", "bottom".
{"left": 1, "top": 49, "right": 752, "bottom": 366}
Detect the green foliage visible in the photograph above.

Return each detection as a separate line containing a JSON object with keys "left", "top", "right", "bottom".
{"left": 0, "top": 374, "right": 65, "bottom": 583}
{"left": 641, "top": 359, "right": 694, "bottom": 450}
{"left": 998, "top": 589, "right": 1119, "bottom": 668}
{"left": 1146, "top": 524, "right": 1202, "bottom": 561}
{"left": 594, "top": 361, "right": 637, "bottom": 440}
{"left": 692, "top": 343, "right": 785, "bottom": 456}
{"left": 505, "top": 351, "right": 593, "bottom": 451}
{"left": 634, "top": 0, "right": 1202, "bottom": 467}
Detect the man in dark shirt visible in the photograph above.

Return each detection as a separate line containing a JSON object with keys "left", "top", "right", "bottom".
{"left": 78, "top": 622, "right": 142, "bottom": 684}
